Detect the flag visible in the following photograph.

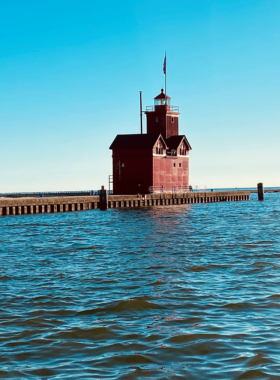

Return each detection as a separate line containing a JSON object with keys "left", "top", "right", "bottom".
{"left": 163, "top": 53, "right": 166, "bottom": 75}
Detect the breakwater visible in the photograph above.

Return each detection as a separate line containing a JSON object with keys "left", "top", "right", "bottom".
{"left": 0, "top": 190, "right": 250, "bottom": 216}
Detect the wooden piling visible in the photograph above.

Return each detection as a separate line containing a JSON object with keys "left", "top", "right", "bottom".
{"left": 99, "top": 186, "right": 108, "bottom": 210}
{"left": 257, "top": 183, "right": 264, "bottom": 201}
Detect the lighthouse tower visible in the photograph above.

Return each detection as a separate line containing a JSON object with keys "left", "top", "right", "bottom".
{"left": 145, "top": 89, "right": 179, "bottom": 139}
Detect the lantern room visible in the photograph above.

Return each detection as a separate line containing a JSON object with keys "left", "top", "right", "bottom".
{"left": 154, "top": 89, "right": 171, "bottom": 107}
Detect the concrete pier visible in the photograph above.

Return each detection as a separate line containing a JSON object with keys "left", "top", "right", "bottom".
{"left": 0, "top": 190, "right": 251, "bottom": 217}
{"left": 0, "top": 195, "right": 99, "bottom": 217}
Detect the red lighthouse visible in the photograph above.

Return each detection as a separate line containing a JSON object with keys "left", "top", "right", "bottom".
{"left": 110, "top": 89, "right": 192, "bottom": 195}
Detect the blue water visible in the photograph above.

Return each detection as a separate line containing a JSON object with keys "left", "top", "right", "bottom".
{"left": 0, "top": 193, "right": 280, "bottom": 379}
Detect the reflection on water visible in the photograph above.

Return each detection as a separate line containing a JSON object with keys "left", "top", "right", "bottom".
{"left": 0, "top": 193, "right": 280, "bottom": 379}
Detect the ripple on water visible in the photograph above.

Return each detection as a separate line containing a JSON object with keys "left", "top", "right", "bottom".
{"left": 0, "top": 194, "right": 280, "bottom": 378}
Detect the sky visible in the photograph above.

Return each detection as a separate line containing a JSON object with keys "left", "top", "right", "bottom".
{"left": 1, "top": 0, "right": 279, "bottom": 192}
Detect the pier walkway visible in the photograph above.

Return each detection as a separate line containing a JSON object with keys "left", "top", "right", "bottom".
{"left": 0, "top": 190, "right": 250, "bottom": 217}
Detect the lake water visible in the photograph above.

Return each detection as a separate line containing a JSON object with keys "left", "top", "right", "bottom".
{"left": 0, "top": 193, "right": 280, "bottom": 379}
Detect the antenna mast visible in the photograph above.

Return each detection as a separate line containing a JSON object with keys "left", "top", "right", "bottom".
{"left": 140, "top": 91, "right": 143, "bottom": 134}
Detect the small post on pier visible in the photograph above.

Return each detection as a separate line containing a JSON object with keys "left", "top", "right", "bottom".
{"left": 99, "top": 186, "right": 108, "bottom": 210}
{"left": 257, "top": 183, "right": 264, "bottom": 201}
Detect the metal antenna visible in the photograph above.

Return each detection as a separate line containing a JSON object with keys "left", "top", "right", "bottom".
{"left": 140, "top": 91, "right": 143, "bottom": 134}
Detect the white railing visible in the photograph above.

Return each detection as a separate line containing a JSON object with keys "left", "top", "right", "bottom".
{"left": 149, "top": 185, "right": 211, "bottom": 194}
{"left": 145, "top": 105, "right": 179, "bottom": 112}
{"left": 149, "top": 186, "right": 192, "bottom": 194}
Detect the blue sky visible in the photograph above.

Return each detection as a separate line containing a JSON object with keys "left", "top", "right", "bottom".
{"left": 1, "top": 0, "right": 279, "bottom": 191}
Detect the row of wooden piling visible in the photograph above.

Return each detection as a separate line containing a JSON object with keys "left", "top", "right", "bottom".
{"left": 0, "top": 190, "right": 251, "bottom": 217}
{"left": 0, "top": 202, "right": 99, "bottom": 216}
{"left": 105, "top": 192, "right": 250, "bottom": 209}
{"left": 0, "top": 196, "right": 99, "bottom": 217}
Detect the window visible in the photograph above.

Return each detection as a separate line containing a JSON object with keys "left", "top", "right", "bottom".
{"left": 180, "top": 143, "right": 187, "bottom": 155}
{"left": 179, "top": 163, "right": 181, "bottom": 167}
{"left": 173, "top": 163, "right": 176, "bottom": 167}
{"left": 156, "top": 142, "right": 163, "bottom": 155}
{"left": 155, "top": 117, "right": 158, "bottom": 122}
{"left": 171, "top": 117, "right": 174, "bottom": 123}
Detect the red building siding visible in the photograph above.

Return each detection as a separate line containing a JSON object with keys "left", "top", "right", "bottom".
{"left": 112, "top": 148, "right": 153, "bottom": 195}
{"left": 166, "top": 115, "right": 179, "bottom": 139}
{"left": 146, "top": 112, "right": 179, "bottom": 139}
{"left": 153, "top": 155, "right": 189, "bottom": 191}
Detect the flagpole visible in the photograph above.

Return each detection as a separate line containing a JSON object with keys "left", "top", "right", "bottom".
{"left": 164, "top": 51, "right": 167, "bottom": 139}
{"left": 164, "top": 51, "right": 167, "bottom": 107}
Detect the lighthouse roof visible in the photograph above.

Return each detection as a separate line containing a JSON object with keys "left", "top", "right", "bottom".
{"left": 109, "top": 133, "right": 167, "bottom": 150}
{"left": 166, "top": 135, "right": 192, "bottom": 150}
{"left": 154, "top": 89, "right": 170, "bottom": 100}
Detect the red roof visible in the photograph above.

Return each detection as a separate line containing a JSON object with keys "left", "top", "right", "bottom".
{"left": 109, "top": 133, "right": 167, "bottom": 150}
{"left": 154, "top": 88, "right": 170, "bottom": 100}
{"left": 166, "top": 135, "right": 192, "bottom": 151}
